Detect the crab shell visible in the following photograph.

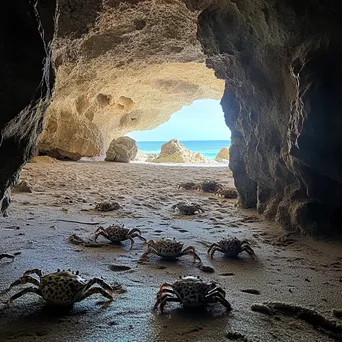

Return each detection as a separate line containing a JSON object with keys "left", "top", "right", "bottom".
{"left": 154, "top": 275, "right": 231, "bottom": 312}
{"left": 101, "top": 225, "right": 132, "bottom": 242}
{"left": 147, "top": 238, "right": 184, "bottom": 258}
{"left": 39, "top": 270, "right": 89, "bottom": 305}
{"left": 170, "top": 276, "right": 217, "bottom": 306}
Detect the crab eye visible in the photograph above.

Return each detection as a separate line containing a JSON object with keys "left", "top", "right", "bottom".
{"left": 57, "top": 269, "right": 60, "bottom": 272}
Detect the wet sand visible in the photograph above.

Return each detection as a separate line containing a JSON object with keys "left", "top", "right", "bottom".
{"left": 0, "top": 160, "right": 341, "bottom": 342}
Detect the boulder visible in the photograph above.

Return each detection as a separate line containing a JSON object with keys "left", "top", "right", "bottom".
{"left": 151, "top": 139, "right": 209, "bottom": 164}
{"left": 215, "top": 147, "right": 229, "bottom": 162}
{"left": 105, "top": 137, "right": 138, "bottom": 163}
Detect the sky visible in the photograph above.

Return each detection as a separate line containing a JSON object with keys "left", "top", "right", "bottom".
{"left": 127, "top": 99, "right": 231, "bottom": 141}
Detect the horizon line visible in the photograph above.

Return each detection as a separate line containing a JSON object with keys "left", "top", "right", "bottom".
{"left": 134, "top": 139, "right": 231, "bottom": 142}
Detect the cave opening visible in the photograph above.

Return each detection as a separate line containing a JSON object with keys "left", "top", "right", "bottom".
{"left": 126, "top": 99, "right": 231, "bottom": 165}
{"left": 0, "top": 1, "right": 341, "bottom": 340}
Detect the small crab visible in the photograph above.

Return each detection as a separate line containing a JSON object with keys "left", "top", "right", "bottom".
{"left": 95, "top": 201, "right": 121, "bottom": 212}
{"left": 94, "top": 224, "right": 146, "bottom": 249}
{"left": 215, "top": 187, "right": 238, "bottom": 199}
{"left": 199, "top": 180, "right": 224, "bottom": 193}
{"left": 177, "top": 182, "right": 198, "bottom": 190}
{"left": 6, "top": 268, "right": 113, "bottom": 307}
{"left": 139, "top": 238, "right": 202, "bottom": 263}
{"left": 154, "top": 275, "right": 231, "bottom": 313}
{"left": 208, "top": 237, "right": 256, "bottom": 259}
{"left": 172, "top": 201, "right": 204, "bottom": 215}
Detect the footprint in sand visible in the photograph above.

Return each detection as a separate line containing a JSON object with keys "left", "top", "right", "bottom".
{"left": 109, "top": 265, "right": 132, "bottom": 272}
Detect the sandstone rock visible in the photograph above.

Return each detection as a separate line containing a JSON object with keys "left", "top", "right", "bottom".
{"left": 12, "top": 180, "right": 33, "bottom": 193}
{"left": 151, "top": 139, "right": 209, "bottom": 164}
{"left": 37, "top": 0, "right": 224, "bottom": 159}
{"left": 105, "top": 137, "right": 138, "bottom": 163}
{"left": 215, "top": 147, "right": 229, "bottom": 162}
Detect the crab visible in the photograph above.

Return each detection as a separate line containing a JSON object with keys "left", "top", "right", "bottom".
{"left": 171, "top": 201, "right": 204, "bottom": 215}
{"left": 154, "top": 275, "right": 231, "bottom": 313}
{"left": 139, "top": 238, "right": 202, "bottom": 263}
{"left": 199, "top": 180, "right": 224, "bottom": 193}
{"left": 215, "top": 187, "right": 238, "bottom": 199}
{"left": 6, "top": 268, "right": 113, "bottom": 307}
{"left": 94, "top": 224, "right": 146, "bottom": 249}
{"left": 95, "top": 201, "right": 121, "bottom": 212}
{"left": 177, "top": 182, "right": 199, "bottom": 190}
{"left": 208, "top": 237, "right": 256, "bottom": 259}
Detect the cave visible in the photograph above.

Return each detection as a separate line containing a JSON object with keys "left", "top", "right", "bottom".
{"left": 0, "top": 1, "right": 341, "bottom": 341}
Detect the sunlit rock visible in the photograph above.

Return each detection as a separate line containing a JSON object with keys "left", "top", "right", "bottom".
{"left": 215, "top": 147, "right": 229, "bottom": 162}
{"left": 151, "top": 139, "right": 209, "bottom": 164}
{"left": 105, "top": 137, "right": 138, "bottom": 163}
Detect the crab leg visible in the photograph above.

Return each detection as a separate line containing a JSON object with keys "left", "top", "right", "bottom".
{"left": 94, "top": 230, "right": 110, "bottom": 242}
{"left": 130, "top": 232, "right": 147, "bottom": 244}
{"left": 154, "top": 294, "right": 181, "bottom": 313}
{"left": 128, "top": 228, "right": 142, "bottom": 235}
{"left": 76, "top": 287, "right": 113, "bottom": 302}
{"left": 207, "top": 243, "right": 220, "bottom": 255}
{"left": 208, "top": 245, "right": 224, "bottom": 258}
{"left": 7, "top": 286, "right": 42, "bottom": 305}
{"left": 241, "top": 245, "right": 256, "bottom": 259}
{"left": 9, "top": 275, "right": 40, "bottom": 289}
{"left": 23, "top": 269, "right": 43, "bottom": 277}
{"left": 139, "top": 247, "right": 154, "bottom": 261}
{"left": 180, "top": 247, "right": 202, "bottom": 263}
{"left": 83, "top": 278, "right": 113, "bottom": 294}
{"left": 205, "top": 294, "right": 232, "bottom": 310}
{"left": 207, "top": 286, "right": 226, "bottom": 298}
{"left": 156, "top": 288, "right": 175, "bottom": 299}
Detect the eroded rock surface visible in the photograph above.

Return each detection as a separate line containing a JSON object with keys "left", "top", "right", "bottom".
{"left": 195, "top": 0, "right": 342, "bottom": 235}
{"left": 38, "top": 0, "right": 224, "bottom": 159}
{"left": 0, "top": 1, "right": 56, "bottom": 216}
{"left": 105, "top": 136, "right": 138, "bottom": 163}
{"left": 152, "top": 139, "right": 209, "bottom": 164}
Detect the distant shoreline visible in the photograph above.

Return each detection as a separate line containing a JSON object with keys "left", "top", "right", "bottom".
{"left": 135, "top": 139, "right": 231, "bottom": 160}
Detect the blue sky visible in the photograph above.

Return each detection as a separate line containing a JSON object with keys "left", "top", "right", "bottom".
{"left": 127, "top": 99, "right": 231, "bottom": 141}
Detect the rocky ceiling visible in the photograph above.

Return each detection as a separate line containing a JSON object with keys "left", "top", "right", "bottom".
{"left": 38, "top": 0, "right": 224, "bottom": 160}
{"left": 1, "top": 0, "right": 342, "bottom": 236}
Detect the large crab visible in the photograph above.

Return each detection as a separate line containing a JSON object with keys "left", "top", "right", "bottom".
{"left": 95, "top": 201, "right": 121, "bottom": 212}
{"left": 94, "top": 224, "right": 146, "bottom": 249}
{"left": 177, "top": 182, "right": 199, "bottom": 190}
{"left": 208, "top": 237, "right": 256, "bottom": 259}
{"left": 154, "top": 275, "right": 231, "bottom": 313}
{"left": 139, "top": 238, "right": 202, "bottom": 263}
{"left": 6, "top": 268, "right": 113, "bottom": 307}
{"left": 172, "top": 201, "right": 204, "bottom": 215}
{"left": 199, "top": 180, "right": 224, "bottom": 193}
{"left": 215, "top": 187, "right": 238, "bottom": 199}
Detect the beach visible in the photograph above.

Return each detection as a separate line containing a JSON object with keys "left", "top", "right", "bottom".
{"left": 0, "top": 160, "right": 341, "bottom": 342}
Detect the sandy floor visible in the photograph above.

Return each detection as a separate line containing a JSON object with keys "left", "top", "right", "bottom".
{"left": 0, "top": 160, "right": 341, "bottom": 342}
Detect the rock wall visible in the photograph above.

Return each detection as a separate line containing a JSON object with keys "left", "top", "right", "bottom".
{"left": 0, "top": 1, "right": 57, "bottom": 216}
{"left": 38, "top": 0, "right": 224, "bottom": 160}
{"left": 193, "top": 0, "right": 342, "bottom": 235}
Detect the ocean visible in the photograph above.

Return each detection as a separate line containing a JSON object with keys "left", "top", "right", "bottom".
{"left": 136, "top": 140, "right": 231, "bottom": 160}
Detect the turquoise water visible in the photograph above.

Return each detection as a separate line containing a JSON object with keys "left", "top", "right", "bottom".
{"left": 136, "top": 140, "right": 231, "bottom": 160}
